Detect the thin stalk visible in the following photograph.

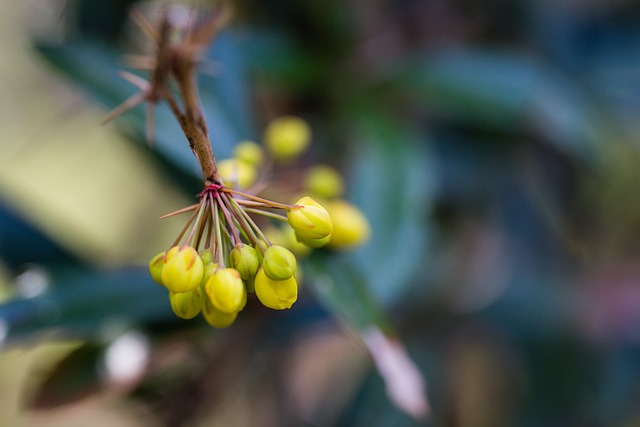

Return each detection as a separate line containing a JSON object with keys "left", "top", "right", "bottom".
{"left": 221, "top": 187, "right": 295, "bottom": 210}
{"left": 244, "top": 208, "right": 289, "bottom": 222}
{"left": 215, "top": 192, "right": 241, "bottom": 245}
{"left": 171, "top": 202, "right": 201, "bottom": 247}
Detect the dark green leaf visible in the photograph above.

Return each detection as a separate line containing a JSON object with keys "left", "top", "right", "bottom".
{"left": 26, "top": 343, "right": 104, "bottom": 410}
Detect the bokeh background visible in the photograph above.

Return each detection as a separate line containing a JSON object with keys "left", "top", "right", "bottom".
{"left": 2, "top": 0, "right": 640, "bottom": 425}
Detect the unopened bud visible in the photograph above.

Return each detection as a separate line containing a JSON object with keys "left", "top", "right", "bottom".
{"left": 287, "top": 196, "right": 333, "bottom": 240}
{"left": 262, "top": 245, "right": 297, "bottom": 281}
{"left": 264, "top": 116, "right": 310, "bottom": 162}
{"left": 327, "top": 200, "right": 371, "bottom": 249}
{"left": 296, "top": 231, "right": 332, "bottom": 248}
{"left": 254, "top": 267, "right": 298, "bottom": 310}
{"left": 162, "top": 245, "right": 204, "bottom": 293}
{"left": 234, "top": 140, "right": 263, "bottom": 166}
{"left": 149, "top": 251, "right": 166, "bottom": 285}
{"left": 202, "top": 300, "right": 238, "bottom": 328}
{"left": 304, "top": 165, "right": 344, "bottom": 199}
{"left": 205, "top": 268, "right": 246, "bottom": 314}
{"left": 218, "top": 158, "right": 258, "bottom": 189}
{"left": 230, "top": 244, "right": 260, "bottom": 280}
{"left": 169, "top": 290, "right": 203, "bottom": 319}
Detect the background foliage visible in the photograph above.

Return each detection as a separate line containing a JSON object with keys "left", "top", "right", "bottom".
{"left": 2, "top": 0, "right": 640, "bottom": 425}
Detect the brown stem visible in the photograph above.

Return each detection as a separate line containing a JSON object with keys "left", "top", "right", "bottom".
{"left": 172, "top": 53, "right": 219, "bottom": 184}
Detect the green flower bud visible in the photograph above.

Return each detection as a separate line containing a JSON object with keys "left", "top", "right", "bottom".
{"left": 162, "top": 245, "right": 204, "bottom": 293}
{"left": 149, "top": 251, "right": 166, "bottom": 285}
{"left": 264, "top": 116, "right": 311, "bottom": 162}
{"left": 200, "top": 249, "right": 215, "bottom": 265}
{"left": 254, "top": 267, "right": 297, "bottom": 310}
{"left": 200, "top": 262, "right": 219, "bottom": 292}
{"left": 254, "top": 240, "right": 268, "bottom": 263}
{"left": 218, "top": 158, "right": 258, "bottom": 189}
{"left": 202, "top": 300, "right": 238, "bottom": 328}
{"left": 205, "top": 268, "right": 246, "bottom": 314}
{"left": 295, "top": 231, "right": 332, "bottom": 248}
{"left": 303, "top": 165, "right": 344, "bottom": 199}
{"left": 230, "top": 244, "right": 260, "bottom": 280}
{"left": 169, "top": 290, "right": 203, "bottom": 319}
{"left": 262, "top": 245, "right": 297, "bottom": 281}
{"left": 234, "top": 140, "right": 263, "bottom": 166}
{"left": 327, "top": 200, "right": 371, "bottom": 249}
{"left": 287, "top": 196, "right": 333, "bottom": 240}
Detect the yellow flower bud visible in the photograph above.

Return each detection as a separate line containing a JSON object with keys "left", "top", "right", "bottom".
{"left": 230, "top": 244, "right": 260, "bottom": 280}
{"left": 234, "top": 140, "right": 263, "bottom": 166}
{"left": 202, "top": 300, "right": 238, "bottom": 328}
{"left": 149, "top": 251, "right": 166, "bottom": 285}
{"left": 303, "top": 165, "right": 344, "bottom": 199}
{"left": 295, "top": 231, "right": 332, "bottom": 248}
{"left": 254, "top": 267, "right": 297, "bottom": 310}
{"left": 287, "top": 196, "right": 333, "bottom": 240}
{"left": 162, "top": 245, "right": 204, "bottom": 293}
{"left": 218, "top": 158, "right": 258, "bottom": 189}
{"left": 169, "top": 289, "right": 203, "bottom": 319}
{"left": 205, "top": 268, "right": 246, "bottom": 314}
{"left": 262, "top": 245, "right": 297, "bottom": 281}
{"left": 327, "top": 200, "right": 371, "bottom": 249}
{"left": 264, "top": 116, "right": 311, "bottom": 162}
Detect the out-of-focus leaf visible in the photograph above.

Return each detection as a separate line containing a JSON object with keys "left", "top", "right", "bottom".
{"left": 305, "top": 108, "right": 433, "bottom": 418}
{"left": 36, "top": 35, "right": 250, "bottom": 178}
{"left": 382, "top": 49, "right": 609, "bottom": 168}
{"left": 26, "top": 342, "right": 103, "bottom": 410}
{"left": 348, "top": 108, "right": 435, "bottom": 305}
{"left": 0, "top": 201, "right": 79, "bottom": 271}
{"left": 363, "top": 327, "right": 430, "bottom": 420}
{"left": 0, "top": 268, "right": 171, "bottom": 343}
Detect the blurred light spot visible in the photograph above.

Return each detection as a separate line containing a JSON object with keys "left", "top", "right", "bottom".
{"left": 103, "top": 330, "right": 149, "bottom": 387}
{"left": 14, "top": 265, "right": 49, "bottom": 298}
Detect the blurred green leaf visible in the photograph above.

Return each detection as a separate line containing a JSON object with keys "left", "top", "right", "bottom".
{"left": 382, "top": 49, "right": 609, "bottom": 168}
{"left": 347, "top": 108, "right": 435, "bottom": 305}
{"left": 0, "top": 268, "right": 170, "bottom": 343}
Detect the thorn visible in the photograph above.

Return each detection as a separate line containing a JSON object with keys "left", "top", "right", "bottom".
{"left": 119, "top": 70, "right": 150, "bottom": 90}
{"left": 160, "top": 204, "right": 200, "bottom": 219}
{"left": 122, "top": 54, "right": 157, "bottom": 70}
{"left": 101, "top": 91, "right": 148, "bottom": 125}
{"left": 130, "top": 7, "right": 160, "bottom": 43}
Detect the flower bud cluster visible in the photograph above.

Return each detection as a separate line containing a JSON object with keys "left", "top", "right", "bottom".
{"left": 149, "top": 116, "right": 369, "bottom": 327}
